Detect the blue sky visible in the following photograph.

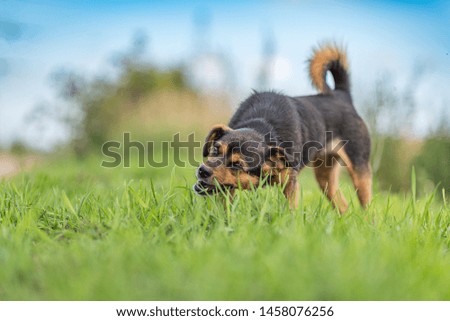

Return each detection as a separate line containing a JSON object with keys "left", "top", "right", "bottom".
{"left": 1, "top": 0, "right": 449, "bottom": 148}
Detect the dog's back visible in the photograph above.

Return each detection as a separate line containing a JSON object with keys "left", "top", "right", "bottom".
{"left": 230, "top": 44, "right": 370, "bottom": 169}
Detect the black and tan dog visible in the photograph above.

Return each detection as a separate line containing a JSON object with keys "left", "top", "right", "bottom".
{"left": 193, "top": 44, "right": 371, "bottom": 213}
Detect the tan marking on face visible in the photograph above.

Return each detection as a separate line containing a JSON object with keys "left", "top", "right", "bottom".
{"left": 237, "top": 172, "right": 259, "bottom": 188}
{"left": 206, "top": 142, "right": 228, "bottom": 157}
{"left": 210, "top": 166, "right": 234, "bottom": 185}
{"left": 230, "top": 153, "right": 241, "bottom": 163}
{"left": 230, "top": 153, "right": 251, "bottom": 171}
{"left": 210, "top": 165, "right": 259, "bottom": 189}
{"left": 218, "top": 143, "right": 228, "bottom": 156}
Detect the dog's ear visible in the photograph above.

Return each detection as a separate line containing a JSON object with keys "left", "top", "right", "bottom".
{"left": 203, "top": 124, "right": 232, "bottom": 157}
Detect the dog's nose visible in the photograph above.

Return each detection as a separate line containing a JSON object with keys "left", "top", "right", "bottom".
{"left": 198, "top": 164, "right": 212, "bottom": 179}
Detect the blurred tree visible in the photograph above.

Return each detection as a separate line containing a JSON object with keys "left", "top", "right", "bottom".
{"left": 414, "top": 107, "right": 450, "bottom": 197}
{"left": 43, "top": 32, "right": 192, "bottom": 156}
{"left": 414, "top": 135, "right": 450, "bottom": 197}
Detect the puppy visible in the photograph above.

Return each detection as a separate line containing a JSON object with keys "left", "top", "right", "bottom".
{"left": 193, "top": 43, "right": 371, "bottom": 213}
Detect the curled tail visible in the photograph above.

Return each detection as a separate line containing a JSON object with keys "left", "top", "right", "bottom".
{"left": 309, "top": 43, "right": 350, "bottom": 95}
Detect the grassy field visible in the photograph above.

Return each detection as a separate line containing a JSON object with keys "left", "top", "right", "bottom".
{"left": 0, "top": 155, "right": 449, "bottom": 300}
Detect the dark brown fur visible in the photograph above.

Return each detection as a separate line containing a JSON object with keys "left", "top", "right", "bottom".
{"left": 194, "top": 43, "right": 372, "bottom": 213}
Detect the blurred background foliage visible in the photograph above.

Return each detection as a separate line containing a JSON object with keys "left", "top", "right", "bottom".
{"left": 359, "top": 70, "right": 449, "bottom": 197}
{"left": 35, "top": 35, "right": 230, "bottom": 161}
{"left": 7, "top": 32, "right": 450, "bottom": 198}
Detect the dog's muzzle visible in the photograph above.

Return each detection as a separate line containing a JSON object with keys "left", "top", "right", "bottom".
{"left": 193, "top": 164, "right": 214, "bottom": 195}
{"left": 193, "top": 164, "right": 234, "bottom": 195}
{"left": 193, "top": 180, "right": 216, "bottom": 195}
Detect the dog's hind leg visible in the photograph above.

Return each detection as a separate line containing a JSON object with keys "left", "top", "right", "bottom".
{"left": 313, "top": 154, "right": 348, "bottom": 213}
{"left": 347, "top": 165, "right": 372, "bottom": 208}
{"left": 337, "top": 143, "right": 372, "bottom": 209}
{"left": 337, "top": 148, "right": 372, "bottom": 209}
{"left": 338, "top": 120, "right": 373, "bottom": 209}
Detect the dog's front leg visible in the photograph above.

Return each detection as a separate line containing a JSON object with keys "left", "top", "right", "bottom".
{"left": 282, "top": 173, "right": 299, "bottom": 209}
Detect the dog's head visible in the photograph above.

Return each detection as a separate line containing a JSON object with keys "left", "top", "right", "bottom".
{"left": 193, "top": 124, "right": 293, "bottom": 195}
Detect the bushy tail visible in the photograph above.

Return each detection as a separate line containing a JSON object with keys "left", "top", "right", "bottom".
{"left": 309, "top": 43, "right": 350, "bottom": 95}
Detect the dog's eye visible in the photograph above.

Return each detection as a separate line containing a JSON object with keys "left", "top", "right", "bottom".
{"left": 209, "top": 146, "right": 219, "bottom": 156}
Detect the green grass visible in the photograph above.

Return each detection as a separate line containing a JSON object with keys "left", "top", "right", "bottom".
{"left": 0, "top": 156, "right": 449, "bottom": 300}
